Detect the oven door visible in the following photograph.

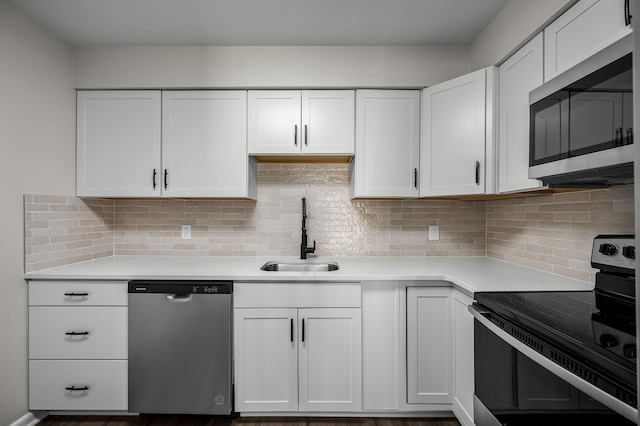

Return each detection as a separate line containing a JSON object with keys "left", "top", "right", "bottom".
{"left": 470, "top": 305, "right": 637, "bottom": 426}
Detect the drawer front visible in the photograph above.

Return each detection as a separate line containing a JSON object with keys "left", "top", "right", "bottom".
{"left": 29, "top": 281, "right": 128, "bottom": 306}
{"left": 29, "top": 360, "right": 127, "bottom": 411}
{"left": 29, "top": 307, "right": 127, "bottom": 359}
{"left": 234, "top": 282, "right": 361, "bottom": 308}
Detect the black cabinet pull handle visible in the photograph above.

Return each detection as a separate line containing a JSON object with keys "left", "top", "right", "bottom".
{"left": 152, "top": 168, "right": 157, "bottom": 189}
{"left": 64, "top": 292, "right": 88, "bottom": 297}
{"left": 625, "top": 0, "right": 632, "bottom": 25}
{"left": 290, "top": 318, "right": 294, "bottom": 343}
{"left": 164, "top": 169, "right": 168, "bottom": 189}
{"left": 615, "top": 127, "right": 623, "bottom": 146}
{"left": 475, "top": 161, "right": 480, "bottom": 185}
{"left": 627, "top": 128, "right": 633, "bottom": 145}
{"left": 65, "top": 385, "right": 89, "bottom": 392}
{"left": 65, "top": 331, "right": 90, "bottom": 336}
{"left": 302, "top": 318, "right": 305, "bottom": 343}
{"left": 304, "top": 125, "right": 308, "bottom": 146}
{"left": 413, "top": 168, "right": 418, "bottom": 189}
{"left": 294, "top": 125, "right": 298, "bottom": 146}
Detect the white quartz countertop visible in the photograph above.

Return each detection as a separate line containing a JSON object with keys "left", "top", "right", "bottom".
{"left": 24, "top": 256, "right": 593, "bottom": 296}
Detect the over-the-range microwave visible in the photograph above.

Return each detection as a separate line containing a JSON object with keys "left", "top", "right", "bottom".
{"left": 528, "top": 34, "right": 634, "bottom": 187}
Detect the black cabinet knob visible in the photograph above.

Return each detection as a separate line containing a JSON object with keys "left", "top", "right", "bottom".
{"left": 622, "top": 246, "right": 635, "bottom": 260}
{"left": 599, "top": 243, "right": 617, "bottom": 256}
{"left": 599, "top": 334, "right": 618, "bottom": 348}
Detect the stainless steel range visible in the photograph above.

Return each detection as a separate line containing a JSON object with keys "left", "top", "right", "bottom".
{"left": 471, "top": 235, "right": 636, "bottom": 425}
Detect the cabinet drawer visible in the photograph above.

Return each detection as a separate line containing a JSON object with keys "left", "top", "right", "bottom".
{"left": 29, "top": 360, "right": 127, "bottom": 411}
{"left": 29, "top": 307, "right": 127, "bottom": 359}
{"left": 29, "top": 281, "right": 127, "bottom": 306}
{"left": 235, "top": 282, "right": 361, "bottom": 308}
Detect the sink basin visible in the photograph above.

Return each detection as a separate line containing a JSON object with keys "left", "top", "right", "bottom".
{"left": 260, "top": 261, "right": 339, "bottom": 272}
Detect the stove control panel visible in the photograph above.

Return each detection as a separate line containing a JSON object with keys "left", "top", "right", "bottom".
{"left": 592, "top": 313, "right": 636, "bottom": 361}
{"left": 591, "top": 235, "right": 635, "bottom": 274}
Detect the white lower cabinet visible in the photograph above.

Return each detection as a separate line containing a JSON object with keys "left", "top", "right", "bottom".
{"left": 362, "top": 282, "right": 400, "bottom": 411}
{"left": 234, "top": 282, "right": 362, "bottom": 413}
{"left": 406, "top": 287, "right": 452, "bottom": 405}
{"left": 29, "top": 360, "right": 128, "bottom": 411}
{"left": 234, "top": 308, "right": 298, "bottom": 412}
{"left": 452, "top": 290, "right": 475, "bottom": 426}
{"left": 298, "top": 308, "right": 362, "bottom": 411}
{"left": 27, "top": 281, "right": 128, "bottom": 411}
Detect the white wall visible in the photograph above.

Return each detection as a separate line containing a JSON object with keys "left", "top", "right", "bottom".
{"left": 470, "top": 0, "right": 575, "bottom": 69}
{"left": 0, "top": 1, "right": 76, "bottom": 423}
{"left": 74, "top": 45, "right": 470, "bottom": 89}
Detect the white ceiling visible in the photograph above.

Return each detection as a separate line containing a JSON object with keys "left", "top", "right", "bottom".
{"left": 8, "top": 0, "right": 509, "bottom": 46}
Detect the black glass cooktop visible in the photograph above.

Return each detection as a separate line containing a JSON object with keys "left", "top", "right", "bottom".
{"left": 475, "top": 290, "right": 636, "bottom": 389}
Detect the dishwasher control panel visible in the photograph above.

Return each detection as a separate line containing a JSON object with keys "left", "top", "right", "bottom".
{"left": 128, "top": 280, "right": 232, "bottom": 294}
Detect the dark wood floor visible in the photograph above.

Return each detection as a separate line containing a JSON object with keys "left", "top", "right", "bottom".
{"left": 39, "top": 416, "right": 461, "bottom": 426}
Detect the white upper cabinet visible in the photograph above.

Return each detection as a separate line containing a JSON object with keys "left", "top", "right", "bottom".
{"left": 498, "top": 33, "right": 545, "bottom": 193}
{"left": 77, "top": 90, "right": 256, "bottom": 199}
{"left": 248, "top": 90, "right": 354, "bottom": 156}
{"left": 420, "top": 68, "right": 495, "bottom": 197}
{"left": 77, "top": 91, "right": 161, "bottom": 197}
{"left": 162, "top": 91, "right": 256, "bottom": 198}
{"left": 302, "top": 91, "right": 355, "bottom": 154}
{"left": 352, "top": 90, "right": 420, "bottom": 198}
{"left": 248, "top": 90, "right": 301, "bottom": 154}
{"left": 544, "top": 0, "right": 632, "bottom": 82}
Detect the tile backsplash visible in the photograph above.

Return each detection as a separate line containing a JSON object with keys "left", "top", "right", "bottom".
{"left": 24, "top": 164, "right": 635, "bottom": 283}
{"left": 486, "top": 186, "right": 634, "bottom": 283}
{"left": 24, "top": 194, "right": 114, "bottom": 273}
{"left": 114, "top": 164, "right": 486, "bottom": 257}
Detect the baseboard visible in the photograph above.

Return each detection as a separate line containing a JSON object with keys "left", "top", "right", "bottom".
{"left": 452, "top": 400, "right": 475, "bottom": 426}
{"left": 9, "top": 412, "right": 47, "bottom": 426}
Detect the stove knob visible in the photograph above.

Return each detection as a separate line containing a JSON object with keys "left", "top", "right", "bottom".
{"left": 622, "top": 246, "right": 635, "bottom": 260}
{"left": 623, "top": 344, "right": 637, "bottom": 359}
{"left": 599, "top": 334, "right": 618, "bottom": 348}
{"left": 599, "top": 243, "right": 618, "bottom": 256}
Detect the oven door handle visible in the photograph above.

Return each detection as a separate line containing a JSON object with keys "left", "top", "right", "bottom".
{"left": 468, "top": 304, "right": 638, "bottom": 423}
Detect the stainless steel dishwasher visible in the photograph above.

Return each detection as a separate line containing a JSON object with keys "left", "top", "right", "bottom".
{"left": 128, "top": 280, "right": 232, "bottom": 415}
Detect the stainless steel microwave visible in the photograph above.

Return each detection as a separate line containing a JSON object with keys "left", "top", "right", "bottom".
{"left": 528, "top": 35, "right": 634, "bottom": 187}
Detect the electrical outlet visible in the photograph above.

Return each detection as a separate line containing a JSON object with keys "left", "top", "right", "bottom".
{"left": 181, "top": 224, "right": 192, "bottom": 240}
{"left": 429, "top": 225, "right": 439, "bottom": 241}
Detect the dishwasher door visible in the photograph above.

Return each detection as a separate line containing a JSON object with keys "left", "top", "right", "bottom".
{"left": 128, "top": 280, "right": 232, "bottom": 415}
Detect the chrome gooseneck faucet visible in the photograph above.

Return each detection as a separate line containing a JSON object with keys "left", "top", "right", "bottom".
{"left": 300, "top": 197, "right": 316, "bottom": 259}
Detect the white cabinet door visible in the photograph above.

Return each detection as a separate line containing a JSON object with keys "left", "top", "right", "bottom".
{"left": 406, "top": 287, "right": 451, "bottom": 404}
{"left": 248, "top": 91, "right": 301, "bottom": 154}
{"left": 77, "top": 91, "right": 161, "bottom": 197}
{"left": 302, "top": 90, "right": 355, "bottom": 154}
{"left": 451, "top": 291, "right": 474, "bottom": 426}
{"left": 421, "top": 69, "right": 489, "bottom": 196}
{"left": 544, "top": 0, "right": 632, "bottom": 81}
{"left": 352, "top": 90, "right": 420, "bottom": 198}
{"left": 162, "top": 91, "right": 256, "bottom": 198}
{"left": 498, "top": 33, "right": 545, "bottom": 193}
{"left": 298, "top": 308, "right": 362, "bottom": 412}
{"left": 234, "top": 309, "right": 298, "bottom": 412}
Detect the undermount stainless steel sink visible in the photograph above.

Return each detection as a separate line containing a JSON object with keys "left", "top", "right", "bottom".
{"left": 260, "top": 261, "right": 339, "bottom": 272}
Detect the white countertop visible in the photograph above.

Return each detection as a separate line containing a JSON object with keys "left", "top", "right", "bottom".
{"left": 24, "top": 255, "right": 592, "bottom": 296}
